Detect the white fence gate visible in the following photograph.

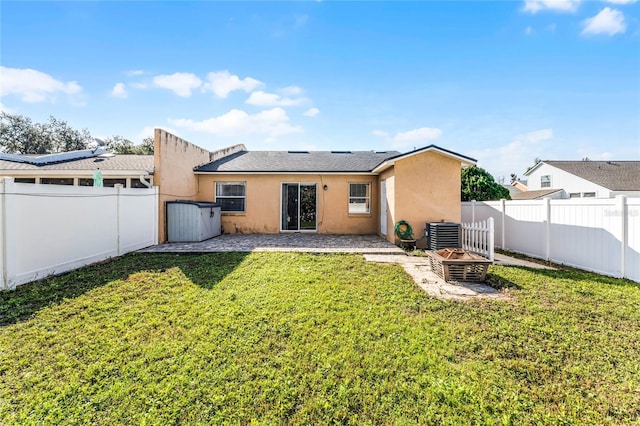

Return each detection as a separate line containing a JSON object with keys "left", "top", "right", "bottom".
{"left": 462, "top": 218, "right": 494, "bottom": 261}
{"left": 462, "top": 196, "right": 640, "bottom": 282}
{"left": 0, "top": 178, "right": 158, "bottom": 290}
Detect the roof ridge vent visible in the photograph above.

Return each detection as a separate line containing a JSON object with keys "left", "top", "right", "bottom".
{"left": 331, "top": 150, "right": 352, "bottom": 154}
{"left": 288, "top": 150, "right": 309, "bottom": 154}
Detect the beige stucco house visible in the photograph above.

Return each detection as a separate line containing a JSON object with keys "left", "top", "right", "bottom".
{"left": 154, "top": 129, "right": 476, "bottom": 246}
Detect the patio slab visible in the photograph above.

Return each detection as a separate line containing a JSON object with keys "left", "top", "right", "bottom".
{"left": 139, "top": 233, "right": 405, "bottom": 254}
{"left": 364, "top": 254, "right": 509, "bottom": 302}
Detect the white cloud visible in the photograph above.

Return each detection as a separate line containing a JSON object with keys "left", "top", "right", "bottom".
{"left": 303, "top": 107, "right": 320, "bottom": 117}
{"left": 391, "top": 127, "right": 443, "bottom": 148}
{"left": 168, "top": 107, "right": 303, "bottom": 138}
{"left": 110, "top": 82, "right": 128, "bottom": 98}
{"left": 0, "top": 66, "right": 82, "bottom": 103}
{"left": 246, "top": 90, "right": 307, "bottom": 107}
{"left": 524, "top": 0, "right": 581, "bottom": 13}
{"left": 130, "top": 82, "right": 149, "bottom": 89}
{"left": 372, "top": 127, "right": 443, "bottom": 148}
{"left": 469, "top": 128, "right": 554, "bottom": 179}
{"left": 581, "top": 7, "right": 626, "bottom": 36}
{"left": 280, "top": 86, "right": 304, "bottom": 96}
{"left": 525, "top": 26, "right": 535, "bottom": 35}
{"left": 202, "top": 70, "right": 263, "bottom": 98}
{"left": 126, "top": 69, "right": 146, "bottom": 76}
{"left": 604, "top": 0, "right": 636, "bottom": 4}
{"left": 153, "top": 72, "right": 202, "bottom": 97}
{"left": 514, "top": 128, "right": 553, "bottom": 143}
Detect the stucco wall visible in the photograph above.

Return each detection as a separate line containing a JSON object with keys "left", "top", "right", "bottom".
{"left": 196, "top": 174, "right": 379, "bottom": 234}
{"left": 378, "top": 168, "right": 395, "bottom": 243}
{"left": 154, "top": 129, "right": 214, "bottom": 242}
{"left": 392, "top": 151, "right": 462, "bottom": 247}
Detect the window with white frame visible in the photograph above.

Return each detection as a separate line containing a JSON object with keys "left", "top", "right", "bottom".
{"left": 540, "top": 175, "right": 551, "bottom": 188}
{"left": 215, "top": 182, "right": 246, "bottom": 212}
{"left": 349, "top": 183, "right": 370, "bottom": 214}
{"left": 583, "top": 192, "right": 596, "bottom": 198}
{"left": 569, "top": 192, "right": 581, "bottom": 198}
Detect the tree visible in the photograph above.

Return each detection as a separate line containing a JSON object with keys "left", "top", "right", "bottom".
{"left": 0, "top": 112, "right": 91, "bottom": 154}
{"left": 461, "top": 166, "right": 511, "bottom": 201}
{"left": 103, "top": 135, "right": 154, "bottom": 155}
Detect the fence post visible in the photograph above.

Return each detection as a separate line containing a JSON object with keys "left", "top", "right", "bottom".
{"left": 544, "top": 197, "right": 551, "bottom": 261}
{"left": 471, "top": 200, "right": 476, "bottom": 223}
{"left": 488, "top": 217, "right": 495, "bottom": 261}
{"left": 500, "top": 198, "right": 506, "bottom": 249}
{"left": 0, "top": 178, "right": 5, "bottom": 290}
{"left": 116, "top": 184, "right": 123, "bottom": 256}
{"left": 153, "top": 186, "right": 159, "bottom": 245}
{"left": 618, "top": 195, "right": 627, "bottom": 279}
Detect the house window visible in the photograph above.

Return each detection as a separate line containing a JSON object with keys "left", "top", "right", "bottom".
{"left": 215, "top": 182, "right": 246, "bottom": 212}
{"left": 104, "top": 178, "right": 127, "bottom": 188}
{"left": 583, "top": 192, "right": 596, "bottom": 198}
{"left": 569, "top": 193, "right": 581, "bottom": 198}
{"left": 14, "top": 178, "right": 36, "bottom": 184}
{"left": 40, "top": 178, "right": 73, "bottom": 185}
{"left": 349, "top": 183, "right": 370, "bottom": 214}
{"left": 540, "top": 175, "right": 551, "bottom": 188}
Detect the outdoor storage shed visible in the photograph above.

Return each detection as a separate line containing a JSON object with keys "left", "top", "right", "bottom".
{"left": 166, "top": 201, "right": 221, "bottom": 242}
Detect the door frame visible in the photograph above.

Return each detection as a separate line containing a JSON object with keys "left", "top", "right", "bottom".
{"left": 280, "top": 182, "right": 318, "bottom": 232}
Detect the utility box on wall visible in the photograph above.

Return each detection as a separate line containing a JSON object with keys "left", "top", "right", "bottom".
{"left": 166, "top": 201, "right": 221, "bottom": 242}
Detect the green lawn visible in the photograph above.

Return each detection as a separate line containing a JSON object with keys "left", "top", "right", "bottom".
{"left": 1, "top": 253, "right": 639, "bottom": 425}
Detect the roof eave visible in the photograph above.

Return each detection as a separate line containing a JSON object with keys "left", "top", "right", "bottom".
{"left": 372, "top": 145, "right": 476, "bottom": 174}
{"left": 194, "top": 170, "right": 379, "bottom": 175}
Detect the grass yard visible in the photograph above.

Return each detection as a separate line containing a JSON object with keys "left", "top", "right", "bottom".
{"left": 1, "top": 252, "right": 639, "bottom": 425}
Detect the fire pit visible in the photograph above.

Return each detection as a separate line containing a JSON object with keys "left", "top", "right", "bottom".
{"left": 427, "top": 248, "right": 492, "bottom": 283}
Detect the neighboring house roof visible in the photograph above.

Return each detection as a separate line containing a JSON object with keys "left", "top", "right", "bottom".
{"left": 502, "top": 184, "right": 522, "bottom": 198}
{"left": 511, "top": 189, "right": 563, "bottom": 200}
{"left": 0, "top": 152, "right": 154, "bottom": 173}
{"left": 195, "top": 150, "right": 401, "bottom": 173}
{"left": 525, "top": 161, "right": 640, "bottom": 191}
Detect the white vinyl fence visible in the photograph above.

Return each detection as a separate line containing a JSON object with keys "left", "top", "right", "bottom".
{"left": 0, "top": 177, "right": 158, "bottom": 290}
{"left": 462, "top": 196, "right": 640, "bottom": 282}
{"left": 462, "top": 218, "right": 494, "bottom": 261}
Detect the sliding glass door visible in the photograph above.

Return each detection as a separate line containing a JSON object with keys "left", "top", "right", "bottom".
{"left": 281, "top": 183, "right": 317, "bottom": 231}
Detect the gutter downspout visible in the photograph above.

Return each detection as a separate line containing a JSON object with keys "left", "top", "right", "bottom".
{"left": 138, "top": 175, "right": 153, "bottom": 188}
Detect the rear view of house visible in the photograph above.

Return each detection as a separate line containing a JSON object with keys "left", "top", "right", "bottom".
{"left": 154, "top": 129, "right": 476, "bottom": 245}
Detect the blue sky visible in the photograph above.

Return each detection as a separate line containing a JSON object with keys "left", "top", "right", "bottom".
{"left": 1, "top": 0, "right": 639, "bottom": 180}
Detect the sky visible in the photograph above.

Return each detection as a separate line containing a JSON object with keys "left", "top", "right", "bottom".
{"left": 1, "top": 0, "right": 639, "bottom": 181}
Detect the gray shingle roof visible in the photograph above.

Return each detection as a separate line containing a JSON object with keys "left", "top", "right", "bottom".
{"left": 0, "top": 155, "right": 154, "bottom": 172}
{"left": 545, "top": 161, "right": 640, "bottom": 191}
{"left": 194, "top": 150, "right": 401, "bottom": 173}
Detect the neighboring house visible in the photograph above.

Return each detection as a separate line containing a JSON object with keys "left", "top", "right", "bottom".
{"left": 0, "top": 149, "right": 154, "bottom": 188}
{"left": 524, "top": 160, "right": 640, "bottom": 199}
{"left": 512, "top": 180, "right": 528, "bottom": 191}
{"left": 154, "top": 129, "right": 476, "bottom": 245}
{"left": 502, "top": 184, "right": 523, "bottom": 198}
{"left": 511, "top": 188, "right": 564, "bottom": 200}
